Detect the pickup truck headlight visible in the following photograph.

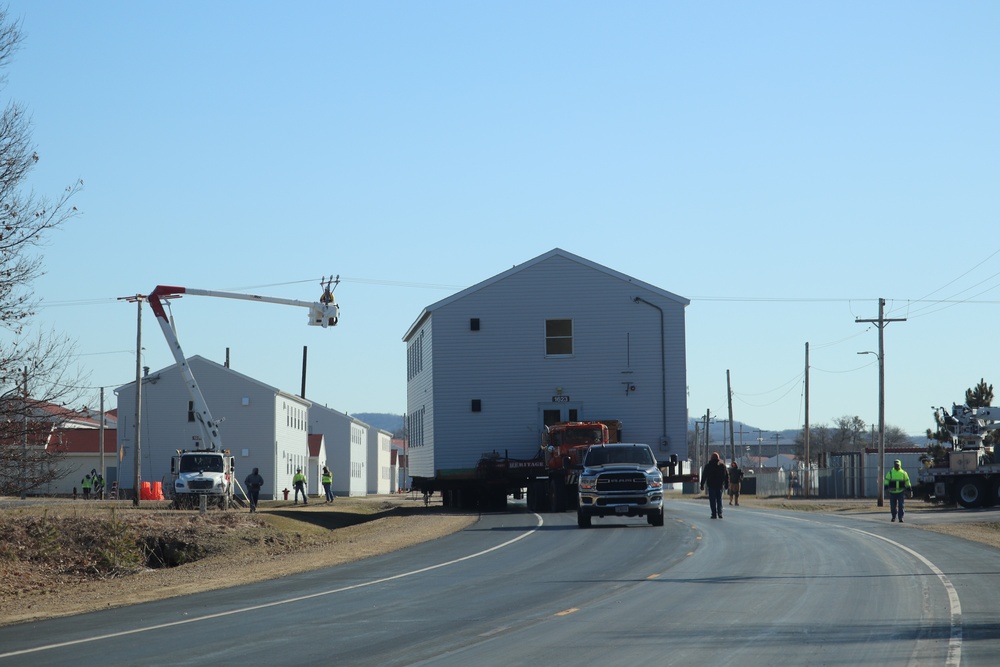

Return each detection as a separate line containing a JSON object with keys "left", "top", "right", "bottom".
{"left": 647, "top": 474, "right": 663, "bottom": 489}
{"left": 579, "top": 476, "right": 597, "bottom": 490}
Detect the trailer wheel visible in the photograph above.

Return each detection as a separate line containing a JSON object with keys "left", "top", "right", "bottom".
{"left": 527, "top": 481, "right": 548, "bottom": 512}
{"left": 549, "top": 479, "right": 567, "bottom": 512}
{"left": 956, "top": 479, "right": 985, "bottom": 509}
{"left": 481, "top": 488, "right": 507, "bottom": 511}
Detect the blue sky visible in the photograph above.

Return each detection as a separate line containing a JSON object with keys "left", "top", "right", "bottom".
{"left": 7, "top": 1, "right": 1000, "bottom": 439}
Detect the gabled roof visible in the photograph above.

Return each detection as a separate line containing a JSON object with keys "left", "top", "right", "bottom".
{"left": 49, "top": 428, "right": 119, "bottom": 454}
{"left": 308, "top": 433, "right": 324, "bottom": 457}
{"left": 15, "top": 399, "right": 106, "bottom": 428}
{"left": 117, "top": 355, "right": 312, "bottom": 406}
{"left": 403, "top": 247, "right": 689, "bottom": 341}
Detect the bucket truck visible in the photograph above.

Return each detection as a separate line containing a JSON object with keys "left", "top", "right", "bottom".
{"left": 148, "top": 277, "right": 339, "bottom": 509}
{"left": 918, "top": 403, "right": 1000, "bottom": 508}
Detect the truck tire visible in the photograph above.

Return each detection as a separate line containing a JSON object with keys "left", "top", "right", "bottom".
{"left": 527, "top": 481, "right": 548, "bottom": 512}
{"left": 647, "top": 508, "right": 665, "bottom": 526}
{"left": 956, "top": 479, "right": 985, "bottom": 509}
{"left": 577, "top": 510, "right": 592, "bottom": 528}
{"left": 549, "top": 478, "right": 567, "bottom": 513}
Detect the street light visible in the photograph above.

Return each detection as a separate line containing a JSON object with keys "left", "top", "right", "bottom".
{"left": 858, "top": 350, "right": 885, "bottom": 507}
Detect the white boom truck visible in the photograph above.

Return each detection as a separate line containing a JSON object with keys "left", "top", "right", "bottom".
{"left": 918, "top": 403, "right": 1000, "bottom": 508}
{"left": 148, "top": 278, "right": 339, "bottom": 510}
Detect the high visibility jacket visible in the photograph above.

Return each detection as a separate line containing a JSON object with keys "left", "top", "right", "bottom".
{"left": 293, "top": 473, "right": 306, "bottom": 486}
{"left": 884, "top": 468, "right": 911, "bottom": 493}
{"left": 321, "top": 472, "right": 332, "bottom": 484}
{"left": 81, "top": 476, "right": 92, "bottom": 490}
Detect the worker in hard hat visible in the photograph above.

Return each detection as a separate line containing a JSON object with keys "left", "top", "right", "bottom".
{"left": 293, "top": 468, "right": 308, "bottom": 505}
{"left": 884, "top": 459, "right": 912, "bottom": 522}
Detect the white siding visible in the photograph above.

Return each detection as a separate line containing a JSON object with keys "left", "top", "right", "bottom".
{"left": 367, "top": 428, "right": 393, "bottom": 495}
{"left": 406, "top": 320, "right": 435, "bottom": 478}
{"left": 274, "top": 393, "right": 312, "bottom": 497}
{"left": 117, "top": 356, "right": 310, "bottom": 501}
{"left": 310, "top": 405, "right": 368, "bottom": 497}
{"left": 404, "top": 250, "right": 688, "bottom": 476}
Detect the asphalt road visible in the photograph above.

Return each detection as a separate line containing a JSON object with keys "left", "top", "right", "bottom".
{"left": 1, "top": 500, "right": 997, "bottom": 666}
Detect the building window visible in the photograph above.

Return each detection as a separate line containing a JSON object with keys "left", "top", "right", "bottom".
{"left": 407, "top": 407, "right": 425, "bottom": 448}
{"left": 407, "top": 330, "right": 425, "bottom": 380}
{"left": 470, "top": 318, "right": 480, "bottom": 331}
{"left": 545, "top": 319, "right": 573, "bottom": 356}
{"left": 471, "top": 399, "right": 482, "bottom": 412}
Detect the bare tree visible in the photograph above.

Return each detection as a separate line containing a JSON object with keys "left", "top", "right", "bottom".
{"left": 830, "top": 415, "right": 867, "bottom": 453}
{"left": 0, "top": 10, "right": 85, "bottom": 495}
{"left": 883, "top": 425, "right": 912, "bottom": 449}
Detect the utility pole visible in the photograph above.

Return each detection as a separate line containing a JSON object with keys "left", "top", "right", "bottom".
{"left": 120, "top": 294, "right": 146, "bottom": 507}
{"left": 692, "top": 421, "right": 699, "bottom": 469}
{"left": 856, "top": 298, "right": 906, "bottom": 508}
{"left": 99, "top": 387, "right": 105, "bottom": 497}
{"left": 804, "top": 342, "right": 810, "bottom": 498}
{"left": 755, "top": 429, "right": 763, "bottom": 467}
{"left": 719, "top": 419, "right": 729, "bottom": 460}
{"left": 726, "top": 370, "right": 736, "bottom": 464}
{"left": 774, "top": 433, "right": 782, "bottom": 469}
{"left": 702, "top": 410, "right": 712, "bottom": 469}
{"left": 20, "top": 368, "right": 27, "bottom": 500}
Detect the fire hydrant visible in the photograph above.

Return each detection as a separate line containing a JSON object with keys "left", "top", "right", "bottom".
{"left": 282, "top": 488, "right": 290, "bottom": 500}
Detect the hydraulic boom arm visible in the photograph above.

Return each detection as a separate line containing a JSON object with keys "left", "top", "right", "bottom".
{"left": 146, "top": 278, "right": 339, "bottom": 451}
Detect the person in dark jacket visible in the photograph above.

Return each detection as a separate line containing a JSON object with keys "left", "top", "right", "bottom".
{"left": 700, "top": 452, "right": 730, "bottom": 519}
{"left": 244, "top": 468, "right": 265, "bottom": 513}
{"left": 728, "top": 462, "right": 744, "bottom": 506}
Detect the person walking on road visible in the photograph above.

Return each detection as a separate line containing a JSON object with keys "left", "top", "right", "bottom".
{"left": 244, "top": 467, "right": 264, "bottom": 513}
{"left": 885, "top": 459, "right": 912, "bottom": 522}
{"left": 728, "top": 462, "right": 744, "bottom": 506}
{"left": 293, "top": 468, "right": 308, "bottom": 504}
{"left": 700, "top": 452, "right": 730, "bottom": 519}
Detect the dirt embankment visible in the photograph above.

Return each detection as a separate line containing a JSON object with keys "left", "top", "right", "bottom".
{"left": 0, "top": 495, "right": 476, "bottom": 627}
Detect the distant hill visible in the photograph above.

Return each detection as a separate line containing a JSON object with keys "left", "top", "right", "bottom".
{"left": 352, "top": 412, "right": 404, "bottom": 436}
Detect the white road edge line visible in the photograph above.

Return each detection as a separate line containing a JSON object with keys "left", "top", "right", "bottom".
{"left": 844, "top": 525, "right": 962, "bottom": 667}
{"left": 0, "top": 513, "right": 546, "bottom": 659}
{"left": 681, "top": 502, "right": 962, "bottom": 667}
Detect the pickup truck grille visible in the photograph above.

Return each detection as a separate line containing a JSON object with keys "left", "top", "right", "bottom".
{"left": 594, "top": 496, "right": 648, "bottom": 507}
{"left": 595, "top": 473, "right": 647, "bottom": 492}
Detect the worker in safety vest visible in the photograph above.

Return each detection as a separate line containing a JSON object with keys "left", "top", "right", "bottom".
{"left": 81, "top": 474, "right": 93, "bottom": 500}
{"left": 321, "top": 466, "right": 334, "bottom": 503}
{"left": 884, "top": 459, "right": 912, "bottom": 523}
{"left": 292, "top": 468, "right": 308, "bottom": 505}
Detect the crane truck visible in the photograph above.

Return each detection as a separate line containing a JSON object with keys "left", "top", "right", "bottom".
{"left": 147, "top": 278, "right": 339, "bottom": 510}
{"left": 918, "top": 403, "right": 1000, "bottom": 508}
{"left": 417, "top": 420, "right": 696, "bottom": 512}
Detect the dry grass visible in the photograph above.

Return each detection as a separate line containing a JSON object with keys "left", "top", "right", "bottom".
{"left": 0, "top": 496, "right": 477, "bottom": 627}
